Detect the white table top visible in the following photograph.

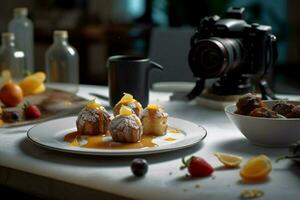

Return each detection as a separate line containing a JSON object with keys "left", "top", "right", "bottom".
{"left": 0, "top": 85, "right": 299, "bottom": 200}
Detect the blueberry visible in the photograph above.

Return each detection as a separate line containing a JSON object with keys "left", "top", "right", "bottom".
{"left": 11, "top": 112, "right": 20, "bottom": 121}
{"left": 2, "top": 111, "right": 21, "bottom": 122}
{"left": 131, "top": 158, "right": 148, "bottom": 177}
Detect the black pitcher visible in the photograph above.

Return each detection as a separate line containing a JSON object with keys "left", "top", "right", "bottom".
{"left": 107, "top": 55, "right": 163, "bottom": 107}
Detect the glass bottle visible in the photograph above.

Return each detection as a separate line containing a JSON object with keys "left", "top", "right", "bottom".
{"left": 0, "top": 32, "right": 25, "bottom": 84}
{"left": 45, "top": 30, "right": 79, "bottom": 93}
{"left": 8, "top": 7, "right": 34, "bottom": 73}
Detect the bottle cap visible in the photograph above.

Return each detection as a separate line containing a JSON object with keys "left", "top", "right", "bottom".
{"left": 14, "top": 7, "right": 28, "bottom": 16}
{"left": 54, "top": 30, "right": 68, "bottom": 39}
{"left": 2, "top": 32, "right": 15, "bottom": 40}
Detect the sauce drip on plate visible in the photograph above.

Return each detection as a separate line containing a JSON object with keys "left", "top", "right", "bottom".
{"left": 64, "top": 132, "right": 159, "bottom": 149}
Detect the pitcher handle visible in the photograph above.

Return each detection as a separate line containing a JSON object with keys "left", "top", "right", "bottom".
{"left": 150, "top": 61, "right": 164, "bottom": 71}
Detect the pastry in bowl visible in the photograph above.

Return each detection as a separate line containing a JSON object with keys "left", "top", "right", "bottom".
{"left": 249, "top": 107, "right": 282, "bottom": 118}
{"left": 286, "top": 106, "right": 300, "bottom": 118}
{"left": 110, "top": 105, "right": 143, "bottom": 143}
{"left": 225, "top": 99, "right": 300, "bottom": 147}
{"left": 141, "top": 104, "right": 168, "bottom": 136}
{"left": 76, "top": 99, "right": 111, "bottom": 135}
{"left": 113, "top": 93, "right": 143, "bottom": 116}
{"left": 272, "top": 101, "right": 295, "bottom": 116}
{"left": 235, "top": 93, "right": 265, "bottom": 115}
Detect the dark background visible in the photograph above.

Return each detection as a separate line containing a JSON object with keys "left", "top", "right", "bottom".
{"left": 0, "top": 0, "right": 300, "bottom": 199}
{"left": 0, "top": 0, "right": 300, "bottom": 94}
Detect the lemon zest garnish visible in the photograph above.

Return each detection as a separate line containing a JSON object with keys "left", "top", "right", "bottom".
{"left": 147, "top": 104, "right": 159, "bottom": 110}
{"left": 119, "top": 105, "right": 133, "bottom": 116}
{"left": 86, "top": 99, "right": 103, "bottom": 110}
{"left": 120, "top": 93, "right": 134, "bottom": 104}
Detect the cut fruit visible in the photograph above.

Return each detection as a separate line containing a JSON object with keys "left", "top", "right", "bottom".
{"left": 33, "top": 72, "right": 46, "bottom": 82}
{"left": 214, "top": 152, "right": 243, "bottom": 168}
{"left": 120, "top": 93, "right": 134, "bottom": 104}
{"left": 240, "top": 155, "right": 272, "bottom": 181}
{"left": 119, "top": 105, "right": 133, "bottom": 116}
{"left": 1, "top": 70, "right": 12, "bottom": 84}
{"left": 86, "top": 99, "right": 102, "bottom": 110}
{"left": 32, "top": 83, "right": 46, "bottom": 94}
{"left": 19, "top": 72, "right": 46, "bottom": 95}
{"left": 147, "top": 104, "right": 159, "bottom": 110}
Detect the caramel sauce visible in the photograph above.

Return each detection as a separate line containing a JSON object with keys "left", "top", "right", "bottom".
{"left": 164, "top": 137, "right": 176, "bottom": 141}
{"left": 168, "top": 127, "right": 182, "bottom": 134}
{"left": 148, "top": 108, "right": 156, "bottom": 121}
{"left": 64, "top": 132, "right": 158, "bottom": 149}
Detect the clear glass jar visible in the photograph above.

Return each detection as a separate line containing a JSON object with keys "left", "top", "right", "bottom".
{"left": 0, "top": 32, "right": 25, "bottom": 84}
{"left": 45, "top": 30, "right": 79, "bottom": 93}
{"left": 8, "top": 7, "right": 34, "bottom": 73}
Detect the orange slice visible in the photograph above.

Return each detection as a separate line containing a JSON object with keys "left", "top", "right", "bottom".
{"left": 19, "top": 72, "right": 46, "bottom": 95}
{"left": 33, "top": 72, "right": 46, "bottom": 82}
{"left": 120, "top": 93, "right": 134, "bottom": 104}
{"left": 32, "top": 83, "right": 46, "bottom": 94}
{"left": 119, "top": 105, "right": 133, "bottom": 116}
{"left": 240, "top": 155, "right": 272, "bottom": 181}
{"left": 214, "top": 152, "right": 243, "bottom": 167}
{"left": 86, "top": 99, "right": 103, "bottom": 110}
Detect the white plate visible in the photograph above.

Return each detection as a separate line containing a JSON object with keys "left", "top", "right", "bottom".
{"left": 27, "top": 116, "right": 206, "bottom": 156}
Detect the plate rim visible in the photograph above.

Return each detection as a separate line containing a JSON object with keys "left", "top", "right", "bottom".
{"left": 26, "top": 116, "right": 207, "bottom": 156}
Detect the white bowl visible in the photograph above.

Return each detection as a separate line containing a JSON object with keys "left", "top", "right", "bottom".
{"left": 224, "top": 100, "right": 300, "bottom": 147}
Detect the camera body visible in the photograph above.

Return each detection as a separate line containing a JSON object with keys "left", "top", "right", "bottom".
{"left": 188, "top": 7, "right": 277, "bottom": 98}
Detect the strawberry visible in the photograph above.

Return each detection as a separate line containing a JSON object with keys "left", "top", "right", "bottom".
{"left": 180, "top": 156, "right": 214, "bottom": 177}
{"left": 24, "top": 104, "right": 41, "bottom": 119}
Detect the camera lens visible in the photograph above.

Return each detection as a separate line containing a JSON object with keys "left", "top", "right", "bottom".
{"left": 189, "top": 37, "right": 243, "bottom": 78}
{"left": 201, "top": 48, "right": 223, "bottom": 70}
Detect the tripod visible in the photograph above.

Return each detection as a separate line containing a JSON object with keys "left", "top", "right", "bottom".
{"left": 187, "top": 75, "right": 278, "bottom": 100}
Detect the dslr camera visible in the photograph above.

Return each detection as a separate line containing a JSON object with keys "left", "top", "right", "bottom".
{"left": 187, "top": 7, "right": 278, "bottom": 100}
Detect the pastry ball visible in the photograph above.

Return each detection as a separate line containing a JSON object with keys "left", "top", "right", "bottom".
{"left": 113, "top": 93, "right": 142, "bottom": 116}
{"left": 235, "top": 93, "right": 265, "bottom": 115}
{"left": 272, "top": 102, "right": 295, "bottom": 116}
{"left": 76, "top": 100, "right": 111, "bottom": 135}
{"left": 286, "top": 106, "right": 300, "bottom": 118}
{"left": 141, "top": 104, "right": 168, "bottom": 136}
{"left": 110, "top": 105, "right": 143, "bottom": 143}
{"left": 249, "top": 107, "right": 282, "bottom": 118}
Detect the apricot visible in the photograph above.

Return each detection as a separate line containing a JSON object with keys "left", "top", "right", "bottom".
{"left": 0, "top": 82, "right": 23, "bottom": 107}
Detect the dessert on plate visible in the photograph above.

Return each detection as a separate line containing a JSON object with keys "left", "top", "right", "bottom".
{"left": 76, "top": 99, "right": 111, "bottom": 135}
{"left": 110, "top": 105, "right": 143, "bottom": 143}
{"left": 113, "top": 93, "right": 143, "bottom": 116}
{"left": 140, "top": 104, "right": 168, "bottom": 136}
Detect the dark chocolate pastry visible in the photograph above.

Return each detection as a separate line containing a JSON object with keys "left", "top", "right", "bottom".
{"left": 272, "top": 101, "right": 295, "bottom": 116}
{"left": 235, "top": 93, "right": 265, "bottom": 115}
{"left": 110, "top": 105, "right": 143, "bottom": 143}
{"left": 286, "top": 106, "right": 300, "bottom": 118}
{"left": 113, "top": 93, "right": 143, "bottom": 117}
{"left": 76, "top": 100, "right": 111, "bottom": 135}
{"left": 249, "top": 107, "right": 282, "bottom": 118}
